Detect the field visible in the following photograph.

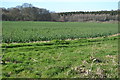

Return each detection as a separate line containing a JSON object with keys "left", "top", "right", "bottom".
{"left": 2, "top": 21, "right": 118, "bottom": 43}
{"left": 1, "top": 21, "right": 119, "bottom": 78}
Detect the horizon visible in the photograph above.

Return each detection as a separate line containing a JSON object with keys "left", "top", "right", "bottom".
{"left": 0, "top": 0, "right": 119, "bottom": 12}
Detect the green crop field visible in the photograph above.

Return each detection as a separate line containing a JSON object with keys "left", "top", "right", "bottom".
{"left": 2, "top": 21, "right": 118, "bottom": 43}
{"left": 1, "top": 21, "right": 119, "bottom": 78}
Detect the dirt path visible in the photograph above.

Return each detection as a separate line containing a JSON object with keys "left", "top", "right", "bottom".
{"left": 10, "top": 33, "right": 120, "bottom": 44}
{"left": 107, "top": 33, "right": 120, "bottom": 37}
{"left": 87, "top": 33, "right": 120, "bottom": 40}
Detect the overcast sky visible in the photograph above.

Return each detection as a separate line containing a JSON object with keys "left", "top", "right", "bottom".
{"left": 1, "top": 0, "right": 119, "bottom": 12}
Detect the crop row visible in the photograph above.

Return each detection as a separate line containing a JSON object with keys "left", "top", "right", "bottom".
{"left": 2, "top": 21, "right": 118, "bottom": 43}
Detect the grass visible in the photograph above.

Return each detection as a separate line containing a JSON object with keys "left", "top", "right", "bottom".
{"left": 2, "top": 35, "right": 119, "bottom": 78}
{"left": 1, "top": 21, "right": 119, "bottom": 78}
{"left": 2, "top": 21, "right": 118, "bottom": 43}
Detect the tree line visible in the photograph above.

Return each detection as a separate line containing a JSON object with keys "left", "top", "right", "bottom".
{"left": 2, "top": 3, "right": 52, "bottom": 21}
{"left": 58, "top": 10, "right": 118, "bottom": 16}
{"left": 58, "top": 10, "right": 118, "bottom": 22}
{"left": 1, "top": 3, "right": 118, "bottom": 22}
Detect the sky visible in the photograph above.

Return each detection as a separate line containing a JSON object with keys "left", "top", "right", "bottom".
{"left": 0, "top": 0, "right": 119, "bottom": 12}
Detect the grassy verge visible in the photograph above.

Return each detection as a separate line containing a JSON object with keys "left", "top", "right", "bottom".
{"left": 2, "top": 35, "right": 119, "bottom": 78}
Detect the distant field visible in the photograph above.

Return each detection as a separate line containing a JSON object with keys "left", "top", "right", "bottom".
{"left": 2, "top": 21, "right": 118, "bottom": 43}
